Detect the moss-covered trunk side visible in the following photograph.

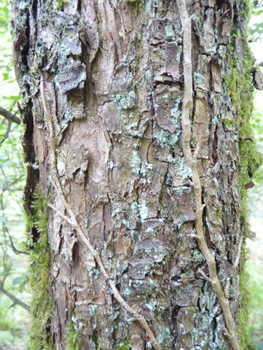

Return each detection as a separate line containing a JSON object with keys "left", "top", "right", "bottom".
{"left": 11, "top": 0, "right": 259, "bottom": 349}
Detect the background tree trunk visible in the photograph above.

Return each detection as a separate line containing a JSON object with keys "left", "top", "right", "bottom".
{"left": 11, "top": 0, "right": 260, "bottom": 349}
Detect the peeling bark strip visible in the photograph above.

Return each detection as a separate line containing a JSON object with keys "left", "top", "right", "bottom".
{"left": 177, "top": 1, "right": 239, "bottom": 349}
{"left": 37, "top": 64, "right": 162, "bottom": 350}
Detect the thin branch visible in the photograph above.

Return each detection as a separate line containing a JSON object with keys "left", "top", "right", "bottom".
{"left": 177, "top": 0, "right": 240, "bottom": 348}
{"left": 48, "top": 203, "right": 74, "bottom": 226}
{"left": 4, "top": 227, "right": 30, "bottom": 255}
{"left": 1, "top": 120, "right": 12, "bottom": 144}
{"left": 0, "top": 284, "right": 30, "bottom": 312}
{"left": 2, "top": 174, "right": 25, "bottom": 192}
{"left": 197, "top": 268, "right": 213, "bottom": 283}
{"left": 0, "top": 106, "right": 21, "bottom": 125}
{"left": 0, "top": 243, "right": 12, "bottom": 285}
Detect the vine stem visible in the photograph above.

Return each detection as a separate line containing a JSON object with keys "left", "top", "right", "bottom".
{"left": 176, "top": 1, "right": 240, "bottom": 349}
{"left": 37, "top": 63, "right": 162, "bottom": 350}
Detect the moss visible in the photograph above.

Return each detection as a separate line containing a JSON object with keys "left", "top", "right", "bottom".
{"left": 215, "top": 205, "right": 222, "bottom": 220}
{"left": 91, "top": 331, "right": 107, "bottom": 350}
{"left": 226, "top": 23, "right": 263, "bottom": 230}
{"left": 19, "top": 188, "right": 53, "bottom": 350}
{"left": 225, "top": 0, "right": 263, "bottom": 348}
{"left": 54, "top": 0, "right": 68, "bottom": 10}
{"left": 222, "top": 117, "right": 235, "bottom": 129}
{"left": 127, "top": 0, "right": 145, "bottom": 7}
{"left": 65, "top": 309, "right": 83, "bottom": 350}
{"left": 117, "top": 334, "right": 131, "bottom": 350}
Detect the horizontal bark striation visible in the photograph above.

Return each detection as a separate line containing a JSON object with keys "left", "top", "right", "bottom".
{"left": 11, "top": 0, "right": 252, "bottom": 349}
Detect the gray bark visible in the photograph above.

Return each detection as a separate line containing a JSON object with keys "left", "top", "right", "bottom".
{"left": 11, "top": 0, "right": 252, "bottom": 349}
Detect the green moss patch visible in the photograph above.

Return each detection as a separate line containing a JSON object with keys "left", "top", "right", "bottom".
{"left": 225, "top": 1, "right": 263, "bottom": 348}
{"left": 65, "top": 309, "right": 84, "bottom": 350}
{"left": 20, "top": 188, "right": 53, "bottom": 350}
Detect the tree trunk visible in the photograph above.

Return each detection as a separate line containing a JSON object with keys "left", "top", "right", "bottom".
{"left": 11, "top": 0, "right": 260, "bottom": 349}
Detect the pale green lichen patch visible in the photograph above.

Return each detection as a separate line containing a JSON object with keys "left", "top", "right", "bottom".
{"left": 155, "top": 129, "right": 179, "bottom": 147}
{"left": 138, "top": 200, "right": 149, "bottom": 221}
{"left": 171, "top": 104, "right": 181, "bottom": 124}
{"left": 178, "top": 157, "right": 193, "bottom": 180}
{"left": 115, "top": 92, "right": 136, "bottom": 110}
{"left": 57, "top": 44, "right": 68, "bottom": 66}
{"left": 165, "top": 23, "right": 176, "bottom": 41}
{"left": 156, "top": 325, "right": 173, "bottom": 346}
{"left": 141, "top": 161, "right": 153, "bottom": 176}
{"left": 131, "top": 201, "right": 139, "bottom": 213}
{"left": 131, "top": 151, "right": 141, "bottom": 174}
{"left": 193, "top": 72, "right": 205, "bottom": 84}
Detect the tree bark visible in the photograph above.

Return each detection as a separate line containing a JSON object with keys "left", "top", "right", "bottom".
{"left": 11, "top": 0, "right": 258, "bottom": 349}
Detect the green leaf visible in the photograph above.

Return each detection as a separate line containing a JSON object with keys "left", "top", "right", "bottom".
{"left": 253, "top": 342, "right": 263, "bottom": 350}
{"left": 12, "top": 276, "right": 24, "bottom": 285}
{"left": 3, "top": 94, "right": 21, "bottom": 101}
